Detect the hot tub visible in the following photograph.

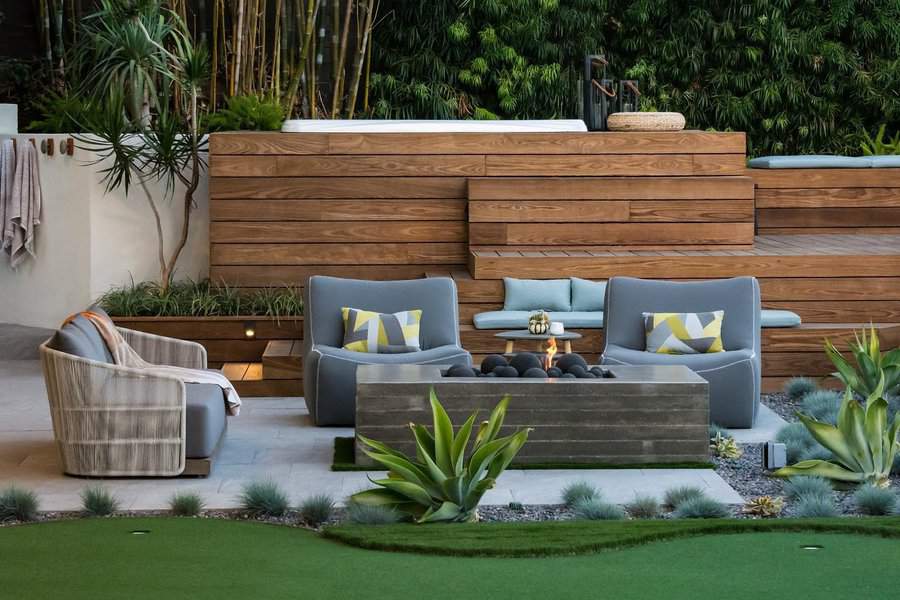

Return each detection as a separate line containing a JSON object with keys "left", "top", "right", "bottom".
{"left": 280, "top": 119, "right": 588, "bottom": 133}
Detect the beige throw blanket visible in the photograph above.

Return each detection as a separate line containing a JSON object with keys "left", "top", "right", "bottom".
{"left": 0, "top": 139, "right": 16, "bottom": 260}
{"left": 4, "top": 140, "right": 42, "bottom": 269}
{"left": 75, "top": 311, "right": 242, "bottom": 416}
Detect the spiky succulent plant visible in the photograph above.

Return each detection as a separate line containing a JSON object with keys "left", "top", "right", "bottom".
{"left": 742, "top": 496, "right": 784, "bottom": 518}
{"left": 710, "top": 432, "right": 743, "bottom": 459}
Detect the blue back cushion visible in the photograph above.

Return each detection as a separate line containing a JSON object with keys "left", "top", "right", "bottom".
{"left": 503, "top": 278, "right": 571, "bottom": 312}
{"left": 571, "top": 278, "right": 606, "bottom": 311}
{"left": 49, "top": 314, "right": 114, "bottom": 363}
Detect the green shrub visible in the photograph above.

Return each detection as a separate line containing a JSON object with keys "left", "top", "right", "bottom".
{"left": 784, "top": 377, "right": 817, "bottom": 401}
{"left": 853, "top": 484, "right": 898, "bottom": 516}
{"left": 0, "top": 486, "right": 39, "bottom": 522}
{"left": 345, "top": 501, "right": 403, "bottom": 525}
{"left": 206, "top": 94, "right": 285, "bottom": 132}
{"left": 800, "top": 390, "right": 843, "bottom": 424}
{"left": 572, "top": 498, "right": 626, "bottom": 521}
{"left": 671, "top": 496, "right": 731, "bottom": 519}
{"left": 168, "top": 492, "right": 204, "bottom": 517}
{"left": 561, "top": 481, "right": 600, "bottom": 507}
{"left": 663, "top": 486, "right": 705, "bottom": 510}
{"left": 239, "top": 481, "right": 290, "bottom": 518}
{"left": 791, "top": 495, "right": 840, "bottom": 518}
{"left": 782, "top": 476, "right": 833, "bottom": 502}
{"left": 80, "top": 486, "right": 119, "bottom": 517}
{"left": 625, "top": 495, "right": 661, "bottom": 519}
{"left": 98, "top": 279, "right": 302, "bottom": 318}
{"left": 860, "top": 125, "right": 900, "bottom": 156}
{"left": 350, "top": 390, "right": 531, "bottom": 523}
{"left": 299, "top": 494, "right": 335, "bottom": 527}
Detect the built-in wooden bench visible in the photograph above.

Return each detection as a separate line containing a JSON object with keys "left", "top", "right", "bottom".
{"left": 752, "top": 168, "right": 900, "bottom": 234}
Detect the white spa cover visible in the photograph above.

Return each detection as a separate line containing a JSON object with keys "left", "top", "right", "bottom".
{"left": 281, "top": 119, "right": 588, "bottom": 133}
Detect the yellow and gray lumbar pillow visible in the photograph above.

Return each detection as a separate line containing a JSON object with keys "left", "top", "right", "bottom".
{"left": 643, "top": 310, "right": 724, "bottom": 354}
{"left": 341, "top": 307, "right": 422, "bottom": 353}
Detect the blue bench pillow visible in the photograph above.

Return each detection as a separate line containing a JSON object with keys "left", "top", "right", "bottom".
{"left": 503, "top": 277, "right": 571, "bottom": 312}
{"left": 748, "top": 155, "right": 872, "bottom": 169}
{"left": 870, "top": 156, "right": 900, "bottom": 168}
{"left": 571, "top": 277, "right": 606, "bottom": 312}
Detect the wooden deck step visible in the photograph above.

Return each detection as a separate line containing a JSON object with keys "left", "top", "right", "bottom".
{"left": 262, "top": 340, "right": 303, "bottom": 379}
{"left": 221, "top": 362, "right": 302, "bottom": 397}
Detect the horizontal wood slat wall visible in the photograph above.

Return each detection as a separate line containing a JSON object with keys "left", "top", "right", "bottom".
{"left": 752, "top": 169, "right": 900, "bottom": 234}
{"left": 210, "top": 131, "right": 748, "bottom": 286}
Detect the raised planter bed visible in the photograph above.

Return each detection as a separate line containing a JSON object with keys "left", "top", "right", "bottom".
{"left": 355, "top": 363, "right": 709, "bottom": 466}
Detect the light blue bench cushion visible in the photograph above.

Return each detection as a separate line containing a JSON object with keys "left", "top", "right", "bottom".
{"left": 474, "top": 308, "right": 798, "bottom": 330}
{"left": 760, "top": 309, "right": 801, "bottom": 328}
{"left": 571, "top": 277, "right": 606, "bottom": 311}
{"left": 473, "top": 310, "right": 604, "bottom": 330}
{"left": 748, "top": 155, "right": 872, "bottom": 169}
{"left": 503, "top": 277, "right": 572, "bottom": 312}
{"left": 869, "top": 156, "right": 900, "bottom": 168}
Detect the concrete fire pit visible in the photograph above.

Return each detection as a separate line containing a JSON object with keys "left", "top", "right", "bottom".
{"left": 355, "top": 364, "right": 710, "bottom": 466}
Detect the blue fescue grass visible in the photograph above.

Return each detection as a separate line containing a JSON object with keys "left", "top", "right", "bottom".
{"left": 663, "top": 486, "right": 706, "bottom": 510}
{"left": 792, "top": 495, "right": 840, "bottom": 518}
{"left": 239, "top": 480, "right": 290, "bottom": 518}
{"left": 853, "top": 485, "right": 898, "bottom": 516}
{"left": 80, "top": 486, "right": 119, "bottom": 517}
{"left": 776, "top": 422, "right": 818, "bottom": 463}
{"left": 671, "top": 496, "right": 732, "bottom": 519}
{"left": 561, "top": 481, "right": 600, "bottom": 507}
{"left": 800, "top": 390, "right": 842, "bottom": 424}
{"left": 625, "top": 495, "right": 662, "bottom": 519}
{"left": 783, "top": 476, "right": 833, "bottom": 501}
{"left": 572, "top": 498, "right": 626, "bottom": 520}
{"left": 0, "top": 486, "right": 39, "bottom": 522}
{"left": 784, "top": 377, "right": 817, "bottom": 401}
{"left": 345, "top": 502, "right": 403, "bottom": 525}
{"left": 168, "top": 492, "right": 205, "bottom": 517}
{"left": 299, "top": 494, "right": 335, "bottom": 527}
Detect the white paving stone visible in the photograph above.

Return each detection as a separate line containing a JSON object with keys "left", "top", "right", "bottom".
{"left": 727, "top": 404, "right": 787, "bottom": 444}
{"left": 0, "top": 359, "right": 750, "bottom": 510}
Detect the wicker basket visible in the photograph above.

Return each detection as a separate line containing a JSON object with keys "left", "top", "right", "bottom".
{"left": 606, "top": 112, "right": 686, "bottom": 132}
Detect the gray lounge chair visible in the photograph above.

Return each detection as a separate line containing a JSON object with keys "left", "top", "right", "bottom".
{"left": 601, "top": 276, "right": 761, "bottom": 428}
{"left": 303, "top": 276, "right": 471, "bottom": 426}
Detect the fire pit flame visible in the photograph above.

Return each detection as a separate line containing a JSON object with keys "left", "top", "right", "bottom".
{"left": 544, "top": 338, "right": 557, "bottom": 370}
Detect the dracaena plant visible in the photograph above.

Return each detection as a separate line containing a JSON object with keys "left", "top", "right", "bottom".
{"left": 350, "top": 389, "right": 532, "bottom": 523}
{"left": 774, "top": 378, "right": 900, "bottom": 487}
{"left": 825, "top": 325, "right": 900, "bottom": 398}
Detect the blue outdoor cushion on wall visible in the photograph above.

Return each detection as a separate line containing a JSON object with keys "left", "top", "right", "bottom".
{"left": 503, "top": 277, "right": 572, "bottom": 312}
{"left": 869, "top": 156, "right": 900, "bottom": 168}
{"left": 571, "top": 277, "right": 607, "bottom": 312}
{"left": 748, "top": 155, "right": 872, "bottom": 169}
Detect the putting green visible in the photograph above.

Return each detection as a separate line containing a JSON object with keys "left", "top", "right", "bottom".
{"left": 1, "top": 518, "right": 897, "bottom": 600}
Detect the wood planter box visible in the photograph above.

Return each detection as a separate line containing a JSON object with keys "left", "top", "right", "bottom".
{"left": 356, "top": 363, "right": 709, "bottom": 466}
{"left": 111, "top": 315, "right": 303, "bottom": 363}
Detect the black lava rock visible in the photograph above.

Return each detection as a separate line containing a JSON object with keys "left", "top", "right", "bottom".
{"left": 589, "top": 367, "right": 605, "bottom": 377}
{"left": 560, "top": 373, "right": 577, "bottom": 379}
{"left": 579, "top": 372, "right": 597, "bottom": 379}
{"left": 483, "top": 372, "right": 497, "bottom": 377}
{"left": 472, "top": 368, "right": 482, "bottom": 377}
{"left": 446, "top": 364, "right": 477, "bottom": 377}
{"left": 556, "top": 353, "right": 588, "bottom": 373}
{"left": 493, "top": 365, "right": 520, "bottom": 378}
{"left": 481, "top": 354, "right": 508, "bottom": 374}
{"left": 567, "top": 365, "right": 587, "bottom": 378}
{"left": 509, "top": 352, "right": 543, "bottom": 376}
{"left": 523, "top": 367, "right": 548, "bottom": 378}
{"left": 546, "top": 367, "right": 563, "bottom": 378}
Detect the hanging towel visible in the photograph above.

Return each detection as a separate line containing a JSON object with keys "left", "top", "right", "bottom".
{"left": 0, "top": 138, "right": 14, "bottom": 257}
{"left": 5, "top": 139, "right": 42, "bottom": 269}
{"left": 68, "top": 311, "right": 243, "bottom": 416}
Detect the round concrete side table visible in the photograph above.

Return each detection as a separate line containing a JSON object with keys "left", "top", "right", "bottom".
{"left": 494, "top": 330, "right": 583, "bottom": 354}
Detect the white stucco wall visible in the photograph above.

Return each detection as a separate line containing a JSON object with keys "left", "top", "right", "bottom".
{"left": 0, "top": 134, "right": 209, "bottom": 328}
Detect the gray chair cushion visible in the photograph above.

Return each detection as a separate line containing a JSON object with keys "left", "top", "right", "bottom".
{"left": 185, "top": 383, "right": 226, "bottom": 458}
{"left": 47, "top": 314, "right": 114, "bottom": 363}
{"left": 305, "top": 276, "right": 461, "bottom": 349}
{"left": 305, "top": 344, "right": 471, "bottom": 426}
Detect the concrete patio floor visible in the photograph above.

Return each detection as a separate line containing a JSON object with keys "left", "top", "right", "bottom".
{"left": 0, "top": 359, "right": 755, "bottom": 511}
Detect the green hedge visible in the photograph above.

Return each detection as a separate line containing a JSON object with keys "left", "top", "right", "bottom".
{"left": 370, "top": 0, "right": 900, "bottom": 156}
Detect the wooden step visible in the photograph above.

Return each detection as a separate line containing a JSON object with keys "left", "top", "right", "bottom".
{"left": 221, "top": 362, "right": 302, "bottom": 397}
{"left": 262, "top": 340, "right": 303, "bottom": 379}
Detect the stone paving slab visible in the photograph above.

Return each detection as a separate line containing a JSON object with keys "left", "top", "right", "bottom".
{"left": 0, "top": 360, "right": 744, "bottom": 511}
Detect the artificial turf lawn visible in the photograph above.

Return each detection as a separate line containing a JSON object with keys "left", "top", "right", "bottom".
{"left": 3, "top": 518, "right": 900, "bottom": 600}
{"left": 332, "top": 436, "right": 714, "bottom": 471}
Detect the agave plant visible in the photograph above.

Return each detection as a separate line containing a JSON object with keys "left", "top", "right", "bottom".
{"left": 710, "top": 432, "right": 742, "bottom": 459}
{"left": 350, "top": 389, "right": 532, "bottom": 523}
{"left": 774, "top": 379, "right": 900, "bottom": 487}
{"left": 742, "top": 496, "right": 784, "bottom": 518}
{"left": 825, "top": 325, "right": 900, "bottom": 398}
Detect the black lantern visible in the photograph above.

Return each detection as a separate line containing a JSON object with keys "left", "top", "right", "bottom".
{"left": 617, "top": 80, "right": 641, "bottom": 113}
{"left": 581, "top": 55, "right": 615, "bottom": 131}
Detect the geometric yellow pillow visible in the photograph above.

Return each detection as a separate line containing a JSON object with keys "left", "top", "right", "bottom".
{"left": 341, "top": 307, "right": 422, "bottom": 353}
{"left": 642, "top": 310, "right": 724, "bottom": 354}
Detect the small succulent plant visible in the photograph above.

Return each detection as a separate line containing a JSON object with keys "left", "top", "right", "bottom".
{"left": 528, "top": 310, "right": 551, "bottom": 334}
{"left": 710, "top": 432, "right": 742, "bottom": 459}
{"left": 742, "top": 495, "right": 784, "bottom": 518}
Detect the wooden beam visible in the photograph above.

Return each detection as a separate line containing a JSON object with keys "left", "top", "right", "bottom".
{"left": 210, "top": 177, "right": 467, "bottom": 199}
{"left": 211, "top": 242, "right": 468, "bottom": 265}
{"left": 210, "top": 221, "right": 466, "bottom": 243}
{"left": 210, "top": 199, "right": 467, "bottom": 222}
{"left": 468, "top": 176, "right": 754, "bottom": 200}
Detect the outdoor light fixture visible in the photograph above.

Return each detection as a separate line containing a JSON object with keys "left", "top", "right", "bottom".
{"left": 129, "top": 530, "right": 151, "bottom": 535}
{"left": 763, "top": 441, "right": 787, "bottom": 469}
{"left": 243, "top": 321, "right": 256, "bottom": 339}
